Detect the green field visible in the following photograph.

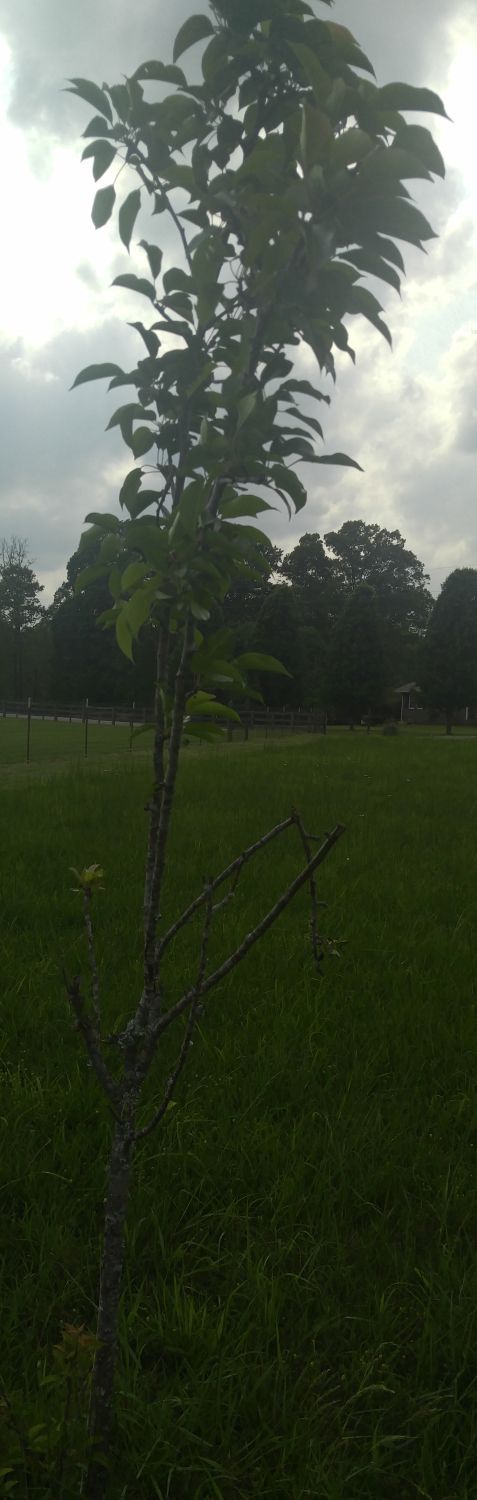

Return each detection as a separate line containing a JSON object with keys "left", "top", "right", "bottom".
{"left": 1, "top": 713, "right": 477, "bottom": 780}
{"left": 2, "top": 733, "right": 477, "bottom": 1497}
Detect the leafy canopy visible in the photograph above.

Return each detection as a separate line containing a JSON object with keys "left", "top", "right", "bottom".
{"left": 69, "top": 0, "right": 446, "bottom": 727}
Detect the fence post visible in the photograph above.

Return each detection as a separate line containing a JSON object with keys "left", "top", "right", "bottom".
{"left": 26, "top": 696, "right": 32, "bottom": 763}
{"left": 2, "top": 701, "right": 5, "bottom": 718}
{"left": 112, "top": 706, "right": 116, "bottom": 727}
{"left": 84, "top": 698, "right": 89, "bottom": 759}
{"left": 129, "top": 702, "right": 135, "bottom": 753}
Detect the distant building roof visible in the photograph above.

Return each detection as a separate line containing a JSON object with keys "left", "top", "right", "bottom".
{"left": 394, "top": 682, "right": 421, "bottom": 694}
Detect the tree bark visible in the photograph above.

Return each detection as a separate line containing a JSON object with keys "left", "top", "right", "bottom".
{"left": 83, "top": 1114, "right": 136, "bottom": 1499}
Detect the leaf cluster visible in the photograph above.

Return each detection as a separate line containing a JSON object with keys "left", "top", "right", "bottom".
{"left": 69, "top": 1, "right": 446, "bottom": 666}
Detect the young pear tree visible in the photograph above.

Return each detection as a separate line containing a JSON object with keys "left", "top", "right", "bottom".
{"left": 65, "top": 1, "right": 446, "bottom": 1489}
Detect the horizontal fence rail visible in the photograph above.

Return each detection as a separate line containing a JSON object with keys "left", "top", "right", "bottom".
{"left": 1, "top": 699, "right": 328, "bottom": 765}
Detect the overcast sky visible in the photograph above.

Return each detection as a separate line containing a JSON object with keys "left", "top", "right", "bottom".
{"left": 0, "top": 0, "right": 475, "bottom": 601}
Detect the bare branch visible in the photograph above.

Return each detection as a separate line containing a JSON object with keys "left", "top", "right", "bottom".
{"left": 292, "top": 811, "right": 322, "bottom": 972}
{"left": 157, "top": 814, "right": 296, "bottom": 963}
{"left": 153, "top": 824, "right": 346, "bottom": 1038}
{"left": 134, "top": 884, "right": 214, "bottom": 1142}
{"left": 83, "top": 886, "right": 101, "bottom": 1034}
{"left": 64, "top": 973, "right": 121, "bottom": 1110}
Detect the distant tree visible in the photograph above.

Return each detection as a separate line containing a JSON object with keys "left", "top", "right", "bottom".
{"left": 0, "top": 537, "right": 44, "bottom": 696}
{"left": 280, "top": 532, "right": 338, "bottom": 630}
{"left": 324, "top": 520, "right": 432, "bottom": 633}
{"left": 49, "top": 544, "right": 156, "bottom": 705}
{"left": 220, "top": 540, "right": 282, "bottom": 651}
{"left": 252, "top": 584, "right": 305, "bottom": 707}
{"left": 420, "top": 568, "right": 477, "bottom": 734}
{"left": 326, "top": 583, "right": 387, "bottom": 726}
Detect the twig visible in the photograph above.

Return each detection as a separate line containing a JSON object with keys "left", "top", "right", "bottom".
{"left": 64, "top": 973, "right": 121, "bottom": 1110}
{"left": 292, "top": 810, "right": 322, "bottom": 971}
{"left": 153, "top": 824, "right": 346, "bottom": 1038}
{"left": 156, "top": 814, "right": 296, "bottom": 963}
{"left": 82, "top": 887, "right": 101, "bottom": 1035}
{"left": 134, "top": 884, "right": 214, "bottom": 1141}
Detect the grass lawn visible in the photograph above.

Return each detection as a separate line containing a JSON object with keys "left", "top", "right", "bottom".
{"left": 2, "top": 732, "right": 477, "bottom": 1497}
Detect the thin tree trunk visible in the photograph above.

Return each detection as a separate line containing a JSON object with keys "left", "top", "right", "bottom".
{"left": 83, "top": 1115, "right": 136, "bottom": 1499}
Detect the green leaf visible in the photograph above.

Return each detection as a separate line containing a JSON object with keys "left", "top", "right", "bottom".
{"left": 71, "top": 362, "right": 124, "bottom": 390}
{"left": 131, "top": 426, "right": 157, "bottom": 458}
{"left": 84, "top": 511, "right": 121, "bottom": 531}
{"left": 394, "top": 123, "right": 445, "bottom": 178}
{"left": 92, "top": 185, "right": 115, "bottom": 228}
{"left": 219, "top": 496, "right": 275, "bottom": 518}
{"left": 119, "top": 189, "right": 141, "bottom": 251}
{"left": 74, "top": 561, "right": 110, "bottom": 594}
{"left": 119, "top": 468, "right": 143, "bottom": 511}
{"left": 127, "top": 582, "right": 167, "bottom": 636}
{"left": 285, "top": 409, "right": 324, "bottom": 438}
{"left": 106, "top": 402, "right": 155, "bottom": 433}
{"left": 127, "top": 487, "right": 163, "bottom": 519}
{"left": 346, "top": 285, "right": 392, "bottom": 346}
{"left": 133, "top": 60, "right": 187, "bottom": 85}
{"left": 173, "top": 13, "right": 215, "bottom": 63}
{"left": 128, "top": 321, "right": 160, "bottom": 357}
{"left": 351, "top": 196, "right": 436, "bottom": 245}
{"left": 116, "top": 608, "right": 134, "bottom": 661}
{"left": 198, "top": 660, "right": 246, "bottom": 687}
{"left": 236, "top": 393, "right": 257, "bottom": 431}
{"left": 122, "top": 561, "right": 151, "bottom": 590}
{"left": 289, "top": 43, "right": 329, "bottom": 105}
{"left": 332, "top": 128, "right": 373, "bottom": 168}
{"left": 269, "top": 464, "right": 307, "bottom": 512}
{"left": 185, "top": 721, "right": 227, "bottom": 742}
{"left": 112, "top": 273, "right": 156, "bottom": 302}
{"left": 377, "top": 82, "right": 449, "bottom": 119}
{"left": 139, "top": 241, "right": 163, "bottom": 279}
{"left": 361, "top": 146, "right": 432, "bottom": 186}
{"left": 124, "top": 521, "right": 168, "bottom": 568}
{"left": 186, "top": 695, "right": 241, "bottom": 724}
{"left": 281, "top": 379, "right": 330, "bottom": 404}
{"left": 338, "top": 248, "right": 401, "bottom": 295}
{"left": 82, "top": 114, "right": 112, "bottom": 138}
{"left": 235, "top": 652, "right": 291, "bottom": 677}
{"left": 314, "top": 452, "right": 363, "bottom": 470}
{"left": 77, "top": 524, "right": 103, "bottom": 553}
{"left": 190, "top": 600, "right": 211, "bottom": 621}
{"left": 163, "top": 267, "right": 192, "bottom": 294}
{"left": 81, "top": 138, "right": 116, "bottom": 179}
{"left": 66, "top": 77, "right": 113, "bottom": 122}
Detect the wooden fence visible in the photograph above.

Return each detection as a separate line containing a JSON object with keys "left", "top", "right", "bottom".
{"left": 1, "top": 699, "right": 327, "bottom": 763}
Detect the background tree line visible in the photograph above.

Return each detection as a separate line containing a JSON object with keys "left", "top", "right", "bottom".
{"left": 1, "top": 523, "right": 476, "bottom": 726}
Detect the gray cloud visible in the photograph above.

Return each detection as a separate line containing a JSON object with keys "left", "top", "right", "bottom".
{"left": 1, "top": 0, "right": 467, "bottom": 137}
{"left": 2, "top": 0, "right": 194, "bottom": 135}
